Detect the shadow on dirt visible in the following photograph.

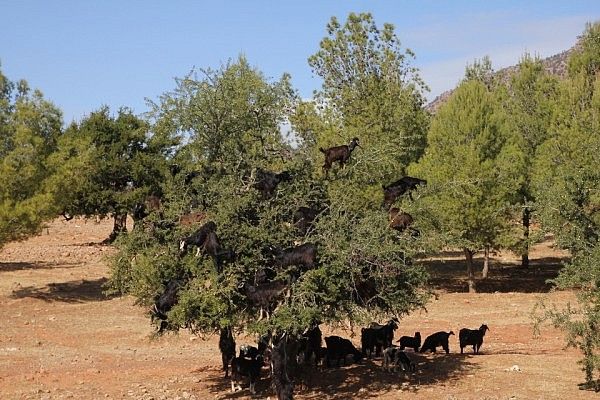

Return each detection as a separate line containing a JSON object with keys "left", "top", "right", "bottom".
{"left": 10, "top": 277, "right": 115, "bottom": 303}
{"left": 205, "top": 352, "right": 477, "bottom": 399}
{"left": 422, "top": 256, "right": 568, "bottom": 293}
{"left": 0, "top": 261, "right": 83, "bottom": 273}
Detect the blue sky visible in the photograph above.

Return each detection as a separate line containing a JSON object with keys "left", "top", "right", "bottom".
{"left": 1, "top": 1, "right": 599, "bottom": 124}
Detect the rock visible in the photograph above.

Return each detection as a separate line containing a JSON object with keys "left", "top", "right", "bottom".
{"left": 505, "top": 365, "right": 522, "bottom": 372}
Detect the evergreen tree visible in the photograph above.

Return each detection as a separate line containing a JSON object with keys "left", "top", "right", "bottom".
{"left": 412, "top": 76, "right": 524, "bottom": 292}
{"left": 0, "top": 64, "right": 63, "bottom": 248}
{"left": 533, "top": 23, "right": 600, "bottom": 390}
{"left": 501, "top": 56, "right": 559, "bottom": 267}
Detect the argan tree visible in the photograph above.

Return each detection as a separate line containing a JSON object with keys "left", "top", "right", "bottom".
{"left": 108, "top": 55, "right": 430, "bottom": 399}
{"left": 46, "top": 106, "right": 174, "bottom": 241}
{"left": 0, "top": 64, "right": 63, "bottom": 248}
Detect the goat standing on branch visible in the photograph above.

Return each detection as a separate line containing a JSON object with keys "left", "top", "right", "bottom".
{"left": 319, "top": 137, "right": 361, "bottom": 177}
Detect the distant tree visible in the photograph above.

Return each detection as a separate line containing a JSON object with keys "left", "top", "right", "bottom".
{"left": 307, "top": 12, "right": 429, "bottom": 189}
{"left": 411, "top": 76, "right": 525, "bottom": 292}
{"left": 108, "top": 56, "right": 430, "bottom": 399}
{"left": 46, "top": 107, "right": 174, "bottom": 241}
{"left": 0, "top": 64, "right": 63, "bottom": 248}
{"left": 500, "top": 56, "right": 559, "bottom": 267}
{"left": 533, "top": 22, "right": 600, "bottom": 390}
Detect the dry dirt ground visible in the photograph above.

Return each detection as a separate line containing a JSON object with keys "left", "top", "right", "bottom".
{"left": 0, "top": 218, "right": 595, "bottom": 399}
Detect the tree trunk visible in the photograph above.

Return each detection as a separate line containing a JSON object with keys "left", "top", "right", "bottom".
{"left": 482, "top": 246, "right": 490, "bottom": 279}
{"left": 522, "top": 206, "right": 530, "bottom": 268}
{"left": 464, "top": 248, "right": 476, "bottom": 293}
{"left": 107, "top": 212, "right": 128, "bottom": 243}
{"left": 271, "top": 335, "right": 294, "bottom": 400}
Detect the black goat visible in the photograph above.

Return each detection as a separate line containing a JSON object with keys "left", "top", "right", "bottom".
{"left": 382, "top": 346, "right": 416, "bottom": 373}
{"left": 271, "top": 335, "right": 294, "bottom": 400}
{"left": 361, "top": 319, "right": 399, "bottom": 358}
{"left": 319, "top": 137, "right": 360, "bottom": 177}
{"left": 459, "top": 324, "right": 490, "bottom": 354}
{"left": 150, "top": 279, "right": 182, "bottom": 334}
{"left": 179, "top": 221, "right": 217, "bottom": 256}
{"left": 219, "top": 327, "right": 236, "bottom": 378}
{"left": 254, "top": 169, "right": 292, "bottom": 198}
{"left": 324, "top": 336, "right": 363, "bottom": 367}
{"left": 388, "top": 208, "right": 415, "bottom": 233}
{"left": 420, "top": 331, "right": 455, "bottom": 354}
{"left": 230, "top": 355, "right": 263, "bottom": 394}
{"left": 243, "top": 281, "right": 288, "bottom": 320}
{"left": 239, "top": 345, "right": 260, "bottom": 360}
{"left": 382, "top": 176, "right": 427, "bottom": 208}
{"left": 180, "top": 221, "right": 233, "bottom": 272}
{"left": 293, "top": 206, "right": 320, "bottom": 235}
{"left": 298, "top": 325, "right": 322, "bottom": 365}
{"left": 397, "top": 331, "right": 421, "bottom": 352}
{"left": 273, "top": 243, "right": 317, "bottom": 271}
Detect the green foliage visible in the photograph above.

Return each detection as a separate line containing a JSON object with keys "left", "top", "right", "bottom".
{"left": 0, "top": 64, "right": 63, "bottom": 247}
{"left": 107, "top": 56, "right": 430, "bottom": 339}
{"left": 46, "top": 106, "right": 174, "bottom": 238}
{"left": 411, "top": 78, "right": 525, "bottom": 290}
{"left": 532, "top": 22, "right": 600, "bottom": 390}
{"left": 499, "top": 56, "right": 559, "bottom": 258}
{"left": 307, "top": 12, "right": 429, "bottom": 184}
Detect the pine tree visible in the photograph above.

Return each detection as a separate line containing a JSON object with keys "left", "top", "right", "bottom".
{"left": 412, "top": 76, "right": 524, "bottom": 292}
{"left": 533, "top": 23, "right": 600, "bottom": 390}
{"left": 501, "top": 56, "right": 559, "bottom": 267}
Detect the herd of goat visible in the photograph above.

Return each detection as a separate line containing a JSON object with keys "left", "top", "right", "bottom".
{"left": 220, "top": 321, "right": 491, "bottom": 394}
{"left": 144, "top": 138, "right": 457, "bottom": 395}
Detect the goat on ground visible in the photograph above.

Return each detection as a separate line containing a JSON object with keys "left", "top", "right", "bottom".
{"left": 324, "top": 336, "right": 363, "bottom": 367}
{"left": 219, "top": 327, "right": 236, "bottom": 378}
{"left": 382, "top": 176, "right": 427, "bottom": 208}
{"left": 297, "top": 325, "right": 322, "bottom": 365}
{"left": 459, "top": 324, "right": 490, "bottom": 354}
{"left": 382, "top": 346, "right": 416, "bottom": 373}
{"left": 397, "top": 331, "right": 421, "bottom": 352}
{"left": 271, "top": 335, "right": 294, "bottom": 400}
{"left": 420, "top": 331, "right": 455, "bottom": 354}
{"left": 319, "top": 137, "right": 360, "bottom": 177}
{"left": 230, "top": 354, "right": 263, "bottom": 394}
{"left": 361, "top": 318, "right": 399, "bottom": 358}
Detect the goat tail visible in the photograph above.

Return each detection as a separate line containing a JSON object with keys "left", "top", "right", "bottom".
{"left": 318, "top": 147, "right": 326, "bottom": 154}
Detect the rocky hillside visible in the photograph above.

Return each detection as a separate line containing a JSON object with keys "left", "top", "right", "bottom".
{"left": 425, "top": 41, "right": 581, "bottom": 113}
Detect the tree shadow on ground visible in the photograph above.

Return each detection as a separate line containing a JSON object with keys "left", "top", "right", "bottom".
{"left": 204, "top": 352, "right": 477, "bottom": 399}
{"left": 10, "top": 278, "right": 115, "bottom": 303}
{"left": 422, "top": 257, "right": 568, "bottom": 293}
{"left": 0, "top": 261, "right": 82, "bottom": 273}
